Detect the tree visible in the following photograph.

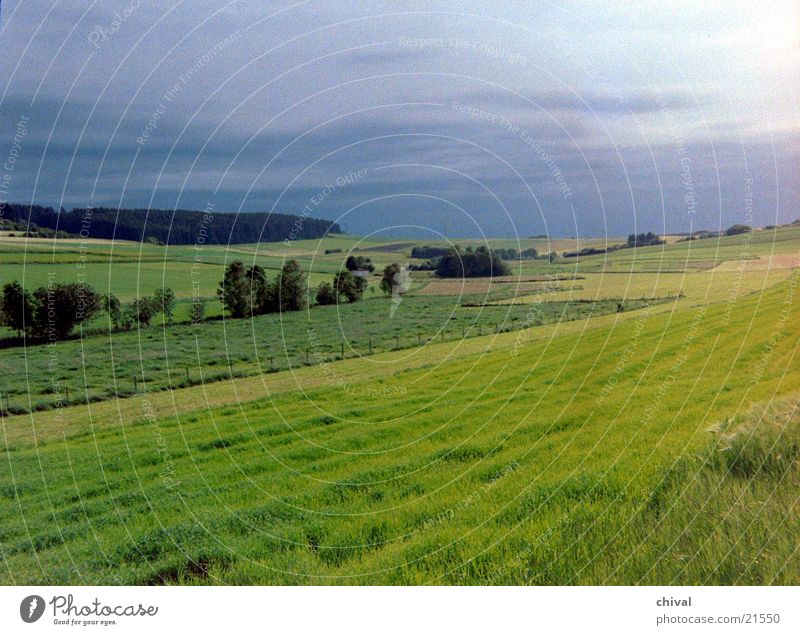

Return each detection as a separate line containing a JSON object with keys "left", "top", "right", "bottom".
{"left": 315, "top": 282, "right": 337, "bottom": 306}
{"left": 190, "top": 299, "right": 206, "bottom": 324}
{"left": 380, "top": 263, "right": 413, "bottom": 296}
{"left": 626, "top": 232, "right": 664, "bottom": 248}
{"left": 218, "top": 261, "right": 275, "bottom": 318}
{"left": 334, "top": 270, "right": 368, "bottom": 303}
{"left": 154, "top": 287, "right": 176, "bottom": 324}
{"left": 274, "top": 259, "right": 307, "bottom": 312}
{"left": 105, "top": 293, "right": 122, "bottom": 330}
{"left": 725, "top": 224, "right": 752, "bottom": 236}
{"left": 246, "top": 265, "right": 273, "bottom": 315}
{"left": 128, "top": 297, "right": 157, "bottom": 327}
{"left": 345, "top": 255, "right": 375, "bottom": 272}
{"left": 217, "top": 261, "right": 251, "bottom": 318}
{"left": 1, "top": 281, "right": 35, "bottom": 337}
{"left": 31, "top": 283, "right": 101, "bottom": 340}
{"left": 380, "top": 263, "right": 401, "bottom": 295}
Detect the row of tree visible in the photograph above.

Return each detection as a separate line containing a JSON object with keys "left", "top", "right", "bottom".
{"left": 2, "top": 258, "right": 404, "bottom": 342}
{"left": 217, "top": 260, "right": 307, "bottom": 318}
{"left": 412, "top": 244, "right": 542, "bottom": 262}
{"left": 217, "top": 259, "right": 373, "bottom": 317}
{"left": 0, "top": 282, "right": 176, "bottom": 340}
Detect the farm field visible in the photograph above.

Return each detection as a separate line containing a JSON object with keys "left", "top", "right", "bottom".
{"left": 0, "top": 225, "right": 798, "bottom": 585}
{"left": 0, "top": 293, "right": 663, "bottom": 416}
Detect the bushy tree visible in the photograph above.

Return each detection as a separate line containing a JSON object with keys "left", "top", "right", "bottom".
{"left": 345, "top": 255, "right": 375, "bottom": 272}
{"left": 274, "top": 259, "right": 307, "bottom": 312}
{"left": 105, "top": 293, "right": 122, "bottom": 330}
{"left": 315, "top": 281, "right": 337, "bottom": 306}
{"left": 127, "top": 297, "right": 157, "bottom": 327}
{"left": 154, "top": 287, "right": 176, "bottom": 324}
{"left": 1, "top": 281, "right": 35, "bottom": 336}
{"left": 380, "top": 262, "right": 404, "bottom": 295}
{"left": 626, "top": 232, "right": 664, "bottom": 247}
{"left": 32, "top": 283, "right": 101, "bottom": 340}
{"left": 190, "top": 299, "right": 206, "bottom": 324}
{"left": 725, "top": 224, "right": 752, "bottom": 236}
{"left": 217, "top": 261, "right": 253, "bottom": 318}
{"left": 334, "top": 270, "right": 368, "bottom": 303}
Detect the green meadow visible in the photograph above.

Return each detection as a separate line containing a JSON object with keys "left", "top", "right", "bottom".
{"left": 0, "top": 226, "right": 798, "bottom": 584}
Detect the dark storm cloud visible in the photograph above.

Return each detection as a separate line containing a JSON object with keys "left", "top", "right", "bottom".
{"left": 1, "top": 1, "right": 797, "bottom": 237}
{"left": 447, "top": 87, "right": 700, "bottom": 115}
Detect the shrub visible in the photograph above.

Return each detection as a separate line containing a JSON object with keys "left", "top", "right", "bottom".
{"left": 315, "top": 282, "right": 337, "bottom": 306}
{"left": 334, "top": 270, "right": 368, "bottom": 303}
{"left": 725, "top": 224, "right": 752, "bottom": 236}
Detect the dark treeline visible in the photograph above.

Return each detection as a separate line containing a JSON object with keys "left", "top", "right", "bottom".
{"left": 562, "top": 232, "right": 665, "bottom": 258}
{"left": 412, "top": 245, "right": 540, "bottom": 261}
{"left": 563, "top": 245, "right": 624, "bottom": 258}
{"left": 435, "top": 246, "right": 511, "bottom": 278}
{"left": 2, "top": 204, "right": 341, "bottom": 245}
{"left": 411, "top": 245, "right": 450, "bottom": 259}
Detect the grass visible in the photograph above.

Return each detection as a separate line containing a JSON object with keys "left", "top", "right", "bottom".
{"left": 0, "top": 271, "right": 797, "bottom": 584}
{"left": 0, "top": 293, "right": 665, "bottom": 415}
{"left": 0, "top": 225, "right": 798, "bottom": 585}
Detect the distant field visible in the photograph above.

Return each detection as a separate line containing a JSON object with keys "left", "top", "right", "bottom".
{"left": 1, "top": 224, "right": 798, "bottom": 585}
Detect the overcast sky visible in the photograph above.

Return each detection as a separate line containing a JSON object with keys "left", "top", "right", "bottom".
{"left": 1, "top": 1, "right": 798, "bottom": 238}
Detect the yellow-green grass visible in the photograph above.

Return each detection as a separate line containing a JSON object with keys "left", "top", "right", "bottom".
{"left": 491, "top": 268, "right": 794, "bottom": 307}
{"left": 1, "top": 273, "right": 797, "bottom": 584}
{"left": 559, "top": 225, "right": 800, "bottom": 273}
{"left": 0, "top": 293, "right": 671, "bottom": 446}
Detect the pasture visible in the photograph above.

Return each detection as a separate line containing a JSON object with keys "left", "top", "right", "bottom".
{"left": 0, "top": 225, "right": 798, "bottom": 585}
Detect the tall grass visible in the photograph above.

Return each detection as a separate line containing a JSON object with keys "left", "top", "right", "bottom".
{"left": 0, "top": 280, "right": 797, "bottom": 585}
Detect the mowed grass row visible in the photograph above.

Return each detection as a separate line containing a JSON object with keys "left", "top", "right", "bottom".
{"left": 1, "top": 277, "right": 797, "bottom": 584}
{"left": 0, "top": 294, "right": 663, "bottom": 416}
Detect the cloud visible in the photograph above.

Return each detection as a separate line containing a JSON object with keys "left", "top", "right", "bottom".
{"left": 0, "top": 0, "right": 796, "bottom": 238}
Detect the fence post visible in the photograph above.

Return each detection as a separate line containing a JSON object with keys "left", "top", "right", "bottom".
{"left": 369, "top": 337, "right": 372, "bottom": 354}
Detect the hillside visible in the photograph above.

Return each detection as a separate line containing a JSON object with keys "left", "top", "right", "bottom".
{"left": 1, "top": 269, "right": 797, "bottom": 584}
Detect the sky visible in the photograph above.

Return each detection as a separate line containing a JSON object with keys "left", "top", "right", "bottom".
{"left": 0, "top": 0, "right": 798, "bottom": 239}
